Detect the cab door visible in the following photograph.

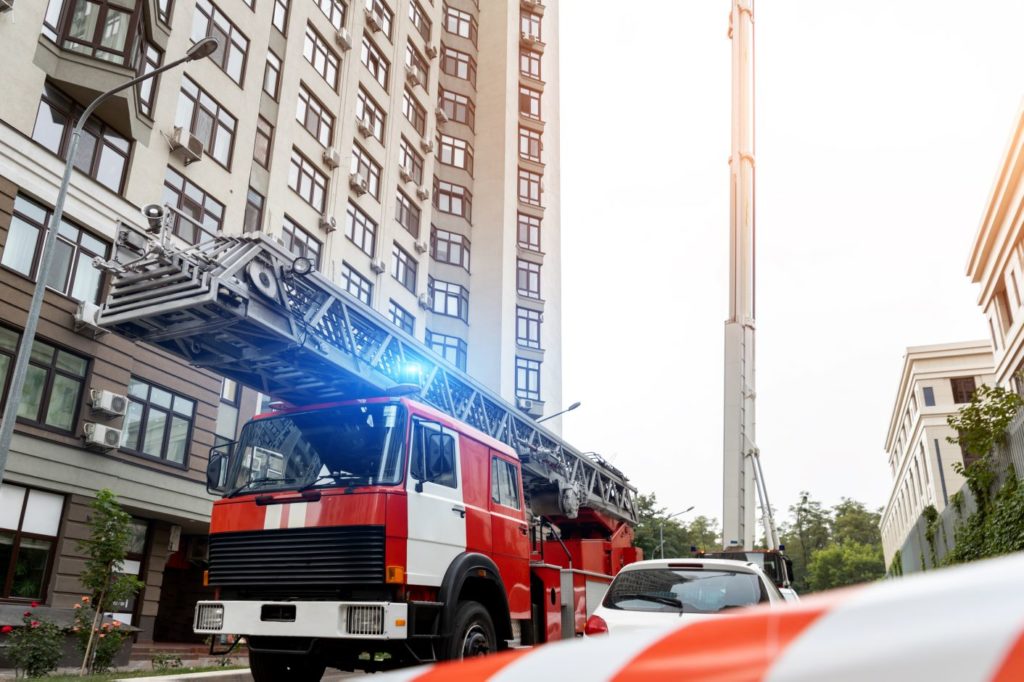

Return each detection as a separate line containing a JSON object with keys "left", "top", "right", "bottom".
{"left": 405, "top": 418, "right": 466, "bottom": 587}
{"left": 489, "top": 453, "right": 531, "bottom": 617}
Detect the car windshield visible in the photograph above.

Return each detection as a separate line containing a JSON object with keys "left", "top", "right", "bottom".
{"left": 603, "top": 568, "right": 767, "bottom": 614}
{"left": 227, "top": 403, "right": 406, "bottom": 495}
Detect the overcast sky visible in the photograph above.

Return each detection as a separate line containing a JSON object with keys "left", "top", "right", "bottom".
{"left": 557, "top": 1, "right": 1024, "bottom": 528}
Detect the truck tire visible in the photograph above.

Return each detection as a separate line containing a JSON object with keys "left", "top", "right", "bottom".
{"left": 248, "top": 650, "right": 326, "bottom": 682}
{"left": 446, "top": 600, "right": 497, "bottom": 660}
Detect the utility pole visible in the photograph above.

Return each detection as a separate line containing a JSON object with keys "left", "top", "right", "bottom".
{"left": 722, "top": 0, "right": 757, "bottom": 549}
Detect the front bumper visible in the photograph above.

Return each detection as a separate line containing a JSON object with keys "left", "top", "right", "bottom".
{"left": 193, "top": 600, "right": 408, "bottom": 640}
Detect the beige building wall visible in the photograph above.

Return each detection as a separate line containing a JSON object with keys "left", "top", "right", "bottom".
{"left": 879, "top": 341, "right": 995, "bottom": 567}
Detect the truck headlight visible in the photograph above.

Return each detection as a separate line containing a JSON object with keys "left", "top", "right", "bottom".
{"left": 195, "top": 603, "right": 225, "bottom": 631}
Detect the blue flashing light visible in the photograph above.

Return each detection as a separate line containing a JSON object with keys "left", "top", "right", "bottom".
{"left": 400, "top": 361, "right": 423, "bottom": 383}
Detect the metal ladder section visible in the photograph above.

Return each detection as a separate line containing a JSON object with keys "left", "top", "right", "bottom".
{"left": 96, "top": 233, "right": 637, "bottom": 525}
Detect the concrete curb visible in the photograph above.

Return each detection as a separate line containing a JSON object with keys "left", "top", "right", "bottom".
{"left": 114, "top": 670, "right": 252, "bottom": 682}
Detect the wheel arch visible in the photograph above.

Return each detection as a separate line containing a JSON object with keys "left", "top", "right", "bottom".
{"left": 438, "top": 552, "right": 513, "bottom": 647}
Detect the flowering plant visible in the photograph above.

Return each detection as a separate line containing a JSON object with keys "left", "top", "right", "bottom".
{"left": 72, "top": 597, "right": 132, "bottom": 674}
{"left": 4, "top": 605, "right": 63, "bottom": 678}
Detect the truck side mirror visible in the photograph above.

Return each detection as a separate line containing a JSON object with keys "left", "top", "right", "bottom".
{"left": 206, "top": 444, "right": 233, "bottom": 495}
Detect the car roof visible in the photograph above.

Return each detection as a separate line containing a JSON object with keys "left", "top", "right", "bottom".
{"left": 618, "top": 557, "right": 762, "bottom": 574}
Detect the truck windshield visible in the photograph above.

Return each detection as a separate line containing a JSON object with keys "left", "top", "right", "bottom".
{"left": 228, "top": 403, "right": 406, "bottom": 495}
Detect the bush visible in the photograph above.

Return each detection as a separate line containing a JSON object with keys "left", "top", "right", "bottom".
{"left": 72, "top": 597, "right": 132, "bottom": 674}
{"left": 152, "top": 653, "right": 185, "bottom": 671}
{"left": 5, "top": 604, "right": 63, "bottom": 678}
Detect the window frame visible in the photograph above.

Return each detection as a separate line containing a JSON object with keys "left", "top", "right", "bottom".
{"left": 396, "top": 191, "right": 422, "bottom": 238}
{"left": 518, "top": 168, "right": 543, "bottom": 206}
{"left": 516, "top": 306, "right": 542, "bottom": 349}
{"left": 345, "top": 202, "right": 378, "bottom": 257}
{"left": 520, "top": 49, "right": 541, "bottom": 80}
{"left": 264, "top": 50, "right": 282, "bottom": 100}
{"left": 288, "top": 148, "right": 329, "bottom": 212}
{"left": 399, "top": 137, "right": 425, "bottom": 185}
{"left": 254, "top": 115, "right": 274, "bottom": 169}
{"left": 408, "top": 0, "right": 432, "bottom": 41}
{"left": 515, "top": 356, "right": 541, "bottom": 401}
{"left": 439, "top": 88, "right": 475, "bottom": 130}
{"left": 491, "top": 456, "right": 521, "bottom": 510}
{"left": 403, "top": 89, "right": 427, "bottom": 136}
{"left": 0, "top": 484, "right": 65, "bottom": 602}
{"left": 426, "top": 329, "right": 467, "bottom": 370}
{"left": 517, "top": 258, "right": 541, "bottom": 299}
{"left": 120, "top": 377, "right": 196, "bottom": 468}
{"left": 391, "top": 243, "right": 418, "bottom": 294}
{"left": 304, "top": 24, "right": 341, "bottom": 90}
{"left": 163, "top": 168, "right": 225, "bottom": 244}
{"left": 366, "top": 0, "right": 395, "bottom": 40}
{"left": 405, "top": 42, "right": 430, "bottom": 86}
{"left": 281, "top": 215, "right": 322, "bottom": 268}
{"left": 243, "top": 187, "right": 265, "bottom": 234}
{"left": 517, "top": 213, "right": 542, "bottom": 251}
{"left": 135, "top": 40, "right": 163, "bottom": 119}
{"left": 519, "top": 127, "right": 542, "bottom": 162}
{"left": 273, "top": 0, "right": 290, "bottom": 33}
{"left": 433, "top": 178, "right": 473, "bottom": 221}
{"left": 440, "top": 45, "right": 477, "bottom": 86}
{"left": 519, "top": 85, "right": 541, "bottom": 120}
{"left": 341, "top": 261, "right": 373, "bottom": 305}
{"left": 351, "top": 144, "right": 383, "bottom": 201}
{"left": 439, "top": 133, "right": 474, "bottom": 174}
{"left": 430, "top": 226, "right": 470, "bottom": 272}
{"left": 443, "top": 3, "right": 478, "bottom": 45}
{"left": 296, "top": 82, "right": 336, "bottom": 146}
{"left": 315, "top": 0, "right": 347, "bottom": 30}
{"left": 191, "top": 0, "right": 249, "bottom": 85}
{"left": 175, "top": 76, "right": 237, "bottom": 169}
{"left": 361, "top": 37, "right": 390, "bottom": 89}
{"left": 389, "top": 300, "right": 415, "bottom": 334}
{"left": 428, "top": 277, "right": 469, "bottom": 322}
{"left": 357, "top": 87, "right": 387, "bottom": 143}
{"left": 950, "top": 377, "right": 976, "bottom": 404}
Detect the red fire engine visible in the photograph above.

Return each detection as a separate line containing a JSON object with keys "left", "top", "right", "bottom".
{"left": 97, "top": 232, "right": 640, "bottom": 679}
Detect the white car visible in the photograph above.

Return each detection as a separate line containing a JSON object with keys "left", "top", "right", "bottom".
{"left": 585, "top": 557, "right": 785, "bottom": 635}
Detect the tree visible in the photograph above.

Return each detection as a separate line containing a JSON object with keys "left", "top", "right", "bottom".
{"left": 778, "top": 492, "right": 832, "bottom": 592}
{"left": 806, "top": 542, "right": 885, "bottom": 591}
{"left": 77, "top": 489, "right": 144, "bottom": 675}
{"left": 832, "top": 499, "right": 883, "bottom": 547}
{"left": 631, "top": 493, "right": 718, "bottom": 559}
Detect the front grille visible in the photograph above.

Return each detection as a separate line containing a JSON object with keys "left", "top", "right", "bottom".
{"left": 194, "top": 603, "right": 224, "bottom": 631}
{"left": 347, "top": 605, "right": 385, "bottom": 635}
{"left": 208, "top": 526, "right": 385, "bottom": 587}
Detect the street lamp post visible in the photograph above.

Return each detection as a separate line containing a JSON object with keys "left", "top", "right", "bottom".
{"left": 536, "top": 401, "right": 581, "bottom": 424}
{"left": 796, "top": 494, "right": 809, "bottom": 575}
{"left": 658, "top": 506, "right": 695, "bottom": 559}
{"left": 0, "top": 37, "right": 220, "bottom": 487}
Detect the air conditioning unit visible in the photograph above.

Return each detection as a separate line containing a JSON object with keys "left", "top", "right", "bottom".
{"left": 357, "top": 119, "right": 374, "bottom": 138}
{"left": 418, "top": 293, "right": 431, "bottom": 309}
{"left": 517, "top": 397, "right": 545, "bottom": 418}
{"left": 521, "top": 31, "right": 540, "bottom": 45}
{"left": 335, "top": 27, "right": 353, "bottom": 51}
{"left": 322, "top": 148, "right": 342, "bottom": 169}
{"left": 399, "top": 166, "right": 414, "bottom": 183}
{"left": 83, "top": 422, "right": 121, "bottom": 450}
{"left": 424, "top": 44, "right": 438, "bottom": 59}
{"left": 90, "top": 389, "right": 127, "bottom": 417}
{"left": 73, "top": 301, "right": 106, "bottom": 336}
{"left": 349, "top": 172, "right": 369, "bottom": 195}
{"left": 420, "top": 138, "right": 434, "bottom": 154}
{"left": 369, "top": 259, "right": 386, "bottom": 274}
{"left": 320, "top": 214, "right": 337, "bottom": 233}
{"left": 406, "top": 66, "right": 422, "bottom": 87}
{"left": 414, "top": 240, "right": 428, "bottom": 254}
{"left": 435, "top": 107, "right": 449, "bottom": 123}
{"left": 364, "top": 8, "right": 382, "bottom": 32}
{"left": 0, "top": 0, "right": 13, "bottom": 13}
{"left": 168, "top": 126, "right": 203, "bottom": 165}
{"left": 416, "top": 187, "right": 430, "bottom": 201}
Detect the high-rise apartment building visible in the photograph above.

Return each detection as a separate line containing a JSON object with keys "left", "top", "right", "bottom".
{"left": 0, "top": 0, "right": 560, "bottom": 644}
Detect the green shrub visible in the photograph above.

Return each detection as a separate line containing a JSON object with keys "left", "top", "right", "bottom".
{"left": 5, "top": 605, "right": 63, "bottom": 678}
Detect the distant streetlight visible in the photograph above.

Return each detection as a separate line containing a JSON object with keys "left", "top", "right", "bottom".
{"left": 0, "top": 37, "right": 221, "bottom": 487}
{"left": 658, "top": 506, "right": 695, "bottom": 559}
{"left": 797, "top": 494, "right": 809, "bottom": 572}
{"left": 536, "top": 401, "right": 581, "bottom": 423}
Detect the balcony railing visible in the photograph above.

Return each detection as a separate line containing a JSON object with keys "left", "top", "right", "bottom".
{"left": 43, "top": 0, "right": 144, "bottom": 69}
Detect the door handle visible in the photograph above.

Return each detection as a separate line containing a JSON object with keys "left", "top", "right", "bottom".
{"left": 451, "top": 506, "right": 466, "bottom": 518}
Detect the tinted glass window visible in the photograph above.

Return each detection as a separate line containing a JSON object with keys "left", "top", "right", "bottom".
{"left": 603, "top": 568, "right": 767, "bottom": 614}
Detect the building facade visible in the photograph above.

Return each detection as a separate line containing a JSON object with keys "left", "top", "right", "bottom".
{"left": 0, "top": 0, "right": 560, "bottom": 642}
{"left": 879, "top": 341, "right": 994, "bottom": 568}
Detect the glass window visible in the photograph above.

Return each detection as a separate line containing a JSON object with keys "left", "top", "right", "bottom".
{"left": 174, "top": 76, "right": 237, "bottom": 168}
{"left": 282, "top": 216, "right": 322, "bottom": 268}
{"left": 0, "top": 328, "right": 88, "bottom": 432}
{"left": 391, "top": 244, "right": 417, "bottom": 293}
{"left": 191, "top": 0, "right": 249, "bottom": 84}
{"left": 519, "top": 86, "right": 541, "bottom": 120}
{"left": 163, "top": 168, "right": 225, "bottom": 244}
{"left": 922, "top": 386, "right": 935, "bottom": 407}
{"left": 297, "top": 83, "right": 335, "bottom": 146}
{"left": 519, "top": 127, "right": 542, "bottom": 162}
{"left": 264, "top": 51, "right": 282, "bottom": 100}
{"left": 351, "top": 144, "right": 382, "bottom": 200}
{"left": 356, "top": 87, "right": 387, "bottom": 143}
{"left": 518, "top": 168, "right": 542, "bottom": 205}
{"left": 345, "top": 202, "right": 378, "bottom": 257}
{"left": 396, "top": 191, "right": 421, "bottom": 238}
{"left": 518, "top": 213, "right": 541, "bottom": 251}
{"left": 273, "top": 0, "right": 289, "bottom": 32}
{"left": 426, "top": 330, "right": 467, "bottom": 370}
{"left": 520, "top": 49, "right": 541, "bottom": 80}
{"left": 408, "top": 0, "right": 431, "bottom": 41}
{"left": 443, "top": 4, "right": 477, "bottom": 45}
{"left": 440, "top": 45, "right": 476, "bottom": 85}
{"left": 428, "top": 277, "right": 468, "bottom": 322}
{"left": 135, "top": 41, "right": 163, "bottom": 118}
{"left": 304, "top": 24, "right": 340, "bottom": 89}
{"left": 157, "top": 0, "right": 174, "bottom": 24}
{"left": 521, "top": 12, "right": 541, "bottom": 40}
{"left": 341, "top": 262, "right": 373, "bottom": 305}
{"left": 603, "top": 568, "right": 768, "bottom": 613}
{"left": 254, "top": 116, "right": 273, "bottom": 168}
{"left": 950, "top": 377, "right": 976, "bottom": 404}
{"left": 516, "top": 306, "right": 541, "bottom": 349}
{"left": 430, "top": 226, "right": 470, "bottom": 271}
{"left": 515, "top": 357, "right": 540, "bottom": 400}
{"left": 1, "top": 195, "right": 110, "bottom": 304}
{"left": 491, "top": 457, "right": 520, "bottom": 510}
{"left": 243, "top": 188, "right": 264, "bottom": 234}
{"left": 32, "top": 83, "right": 131, "bottom": 194}
{"left": 49, "top": 0, "right": 140, "bottom": 66}
{"left": 439, "top": 134, "right": 473, "bottom": 174}
{"left": 361, "top": 37, "right": 390, "bottom": 88}
{"left": 389, "top": 300, "right": 415, "bottom": 334}
{"left": 433, "top": 178, "right": 472, "bottom": 221}
{"left": 405, "top": 42, "right": 430, "bottom": 85}
{"left": 315, "top": 0, "right": 346, "bottom": 29}
{"left": 399, "top": 137, "right": 425, "bottom": 184}
{"left": 403, "top": 89, "right": 427, "bottom": 136}
{"left": 0, "top": 484, "right": 63, "bottom": 601}
{"left": 121, "top": 377, "right": 195, "bottom": 465}
{"left": 439, "top": 88, "right": 474, "bottom": 130}
{"left": 366, "top": 0, "right": 394, "bottom": 39}
{"left": 288, "top": 149, "right": 328, "bottom": 211}
{"left": 517, "top": 259, "right": 541, "bottom": 298}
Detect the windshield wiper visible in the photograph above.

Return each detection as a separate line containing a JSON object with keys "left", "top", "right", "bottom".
{"left": 298, "top": 471, "right": 361, "bottom": 492}
{"left": 614, "top": 593, "right": 685, "bottom": 610}
{"left": 227, "top": 476, "right": 300, "bottom": 498}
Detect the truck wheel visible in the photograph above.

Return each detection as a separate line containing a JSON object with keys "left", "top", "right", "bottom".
{"left": 447, "top": 600, "right": 497, "bottom": 660}
{"left": 249, "top": 650, "right": 326, "bottom": 682}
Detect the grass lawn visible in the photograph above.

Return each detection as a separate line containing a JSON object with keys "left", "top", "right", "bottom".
{"left": 30, "top": 665, "right": 247, "bottom": 681}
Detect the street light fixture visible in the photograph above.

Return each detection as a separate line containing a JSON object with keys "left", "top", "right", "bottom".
{"left": 658, "top": 506, "right": 695, "bottom": 559}
{"left": 536, "top": 401, "right": 581, "bottom": 424}
{"left": 0, "top": 37, "right": 221, "bottom": 486}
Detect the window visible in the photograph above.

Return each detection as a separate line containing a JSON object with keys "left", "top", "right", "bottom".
{"left": 315, "top": 0, "right": 346, "bottom": 29}
{"left": 403, "top": 89, "right": 427, "bottom": 135}
{"left": 443, "top": 4, "right": 477, "bottom": 44}
{"left": 351, "top": 145, "right": 382, "bottom": 200}
{"left": 122, "top": 378, "right": 196, "bottom": 465}
{"left": 136, "top": 41, "right": 163, "bottom": 118}
{"left": 515, "top": 357, "right": 541, "bottom": 400}
{"left": 519, "top": 127, "right": 542, "bottom": 162}
{"left": 516, "top": 306, "right": 541, "bottom": 349}
{"left": 922, "top": 386, "right": 935, "bottom": 407}
{"left": 440, "top": 45, "right": 476, "bottom": 85}
{"left": 426, "top": 330, "right": 467, "bottom": 370}
{"left": 0, "top": 484, "right": 64, "bottom": 601}
{"left": 396, "top": 191, "right": 421, "bottom": 238}
{"left": 356, "top": 87, "right": 387, "bottom": 143}
{"left": 157, "top": 0, "right": 174, "bottom": 23}
{"left": 361, "top": 37, "right": 390, "bottom": 88}
{"left": 2, "top": 195, "right": 109, "bottom": 303}
{"left": 345, "top": 202, "right": 378, "bottom": 256}
{"left": 304, "top": 25, "right": 340, "bottom": 89}
{"left": 518, "top": 168, "right": 542, "bottom": 205}
{"left": 399, "top": 137, "right": 425, "bottom": 184}
{"left": 341, "top": 262, "right": 373, "bottom": 305}
{"left": 411, "top": 420, "right": 457, "bottom": 488}
{"left": 32, "top": 83, "right": 130, "bottom": 194}
{"left": 392, "top": 244, "right": 418, "bottom": 293}
{"left": 408, "top": 0, "right": 431, "bottom": 41}
{"left": 163, "top": 168, "right": 225, "bottom": 244}
{"left": 0, "top": 328, "right": 88, "bottom": 432}
{"left": 243, "top": 188, "right": 264, "bottom": 233}
{"left": 951, "top": 377, "right": 976, "bottom": 404}
{"left": 439, "top": 88, "right": 475, "bottom": 129}
{"left": 263, "top": 51, "right": 282, "bottom": 99}
{"left": 520, "top": 50, "right": 541, "bottom": 79}
{"left": 175, "top": 76, "right": 237, "bottom": 167}
{"left": 521, "top": 12, "right": 541, "bottom": 40}
{"left": 518, "top": 214, "right": 541, "bottom": 251}
{"left": 491, "top": 458, "right": 520, "bottom": 509}
{"left": 389, "top": 300, "right": 415, "bottom": 334}
{"left": 45, "top": 0, "right": 140, "bottom": 66}
{"left": 439, "top": 134, "right": 473, "bottom": 173}
{"left": 281, "top": 216, "right": 322, "bottom": 268}
{"left": 288, "top": 149, "right": 328, "bottom": 211}
{"left": 273, "top": 0, "right": 290, "bottom": 32}
{"left": 519, "top": 86, "right": 541, "bottom": 119}
{"left": 431, "top": 226, "right": 470, "bottom": 271}
{"left": 517, "top": 259, "right": 541, "bottom": 298}
{"left": 366, "top": 0, "right": 394, "bottom": 39}
{"left": 296, "top": 83, "right": 335, "bottom": 145}
{"left": 254, "top": 116, "right": 273, "bottom": 168}
{"left": 405, "top": 42, "right": 430, "bottom": 86}
{"left": 191, "top": 0, "right": 249, "bottom": 84}
{"left": 434, "top": 179, "right": 472, "bottom": 221}
{"left": 429, "top": 278, "right": 468, "bottom": 321}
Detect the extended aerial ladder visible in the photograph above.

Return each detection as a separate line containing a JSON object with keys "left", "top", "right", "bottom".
{"left": 94, "top": 229, "right": 637, "bottom": 527}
